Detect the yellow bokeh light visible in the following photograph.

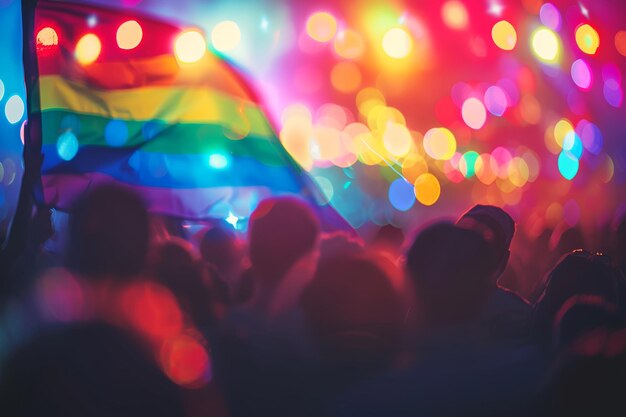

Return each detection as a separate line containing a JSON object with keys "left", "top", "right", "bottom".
{"left": 116, "top": 20, "right": 143, "bottom": 50}
{"left": 371, "top": 106, "right": 406, "bottom": 131}
{"left": 423, "top": 127, "right": 457, "bottom": 160}
{"left": 491, "top": 20, "right": 517, "bottom": 50}
{"left": 402, "top": 153, "right": 429, "bottom": 183}
{"left": 382, "top": 28, "right": 413, "bottom": 59}
{"left": 306, "top": 12, "right": 337, "bottom": 43}
{"left": 414, "top": 173, "right": 441, "bottom": 206}
{"left": 334, "top": 29, "right": 365, "bottom": 59}
{"left": 355, "top": 131, "right": 383, "bottom": 165}
{"left": 544, "top": 124, "right": 561, "bottom": 154}
{"left": 356, "top": 87, "right": 386, "bottom": 117}
{"left": 508, "top": 157, "right": 530, "bottom": 187}
{"left": 174, "top": 30, "right": 206, "bottom": 63}
{"left": 383, "top": 123, "right": 412, "bottom": 157}
{"left": 531, "top": 27, "right": 560, "bottom": 63}
{"left": 441, "top": 1, "right": 469, "bottom": 30}
{"left": 37, "top": 27, "right": 58, "bottom": 46}
{"left": 554, "top": 118, "right": 573, "bottom": 148}
{"left": 331, "top": 62, "right": 362, "bottom": 93}
{"left": 211, "top": 21, "right": 241, "bottom": 52}
{"left": 75, "top": 33, "right": 101, "bottom": 65}
{"left": 575, "top": 24, "right": 600, "bottom": 55}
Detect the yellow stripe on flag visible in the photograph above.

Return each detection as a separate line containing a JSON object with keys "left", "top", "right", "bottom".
{"left": 39, "top": 75, "right": 274, "bottom": 138}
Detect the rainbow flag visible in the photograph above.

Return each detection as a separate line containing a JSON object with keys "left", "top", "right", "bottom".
{"left": 29, "top": 0, "right": 315, "bottom": 220}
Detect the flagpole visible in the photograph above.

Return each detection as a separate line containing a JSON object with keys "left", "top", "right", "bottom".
{"left": 0, "top": 0, "right": 43, "bottom": 291}
{"left": 21, "top": 0, "right": 44, "bottom": 201}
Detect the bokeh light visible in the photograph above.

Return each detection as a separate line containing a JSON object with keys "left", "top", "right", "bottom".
{"left": 576, "top": 119, "right": 603, "bottom": 155}
{"left": 491, "top": 146, "right": 512, "bottom": 178}
{"left": 356, "top": 87, "right": 385, "bottom": 116}
{"left": 461, "top": 97, "right": 487, "bottom": 129}
{"left": 105, "top": 120, "right": 129, "bottom": 147}
{"left": 616, "top": 30, "right": 626, "bottom": 57}
{"left": 388, "top": 178, "right": 415, "bottom": 211}
{"left": 4, "top": 95, "right": 24, "bottom": 124}
{"left": 459, "top": 151, "right": 479, "bottom": 178}
{"left": 306, "top": 12, "right": 337, "bottom": 43}
{"left": 2, "top": 158, "right": 16, "bottom": 186}
{"left": 553, "top": 118, "right": 574, "bottom": 148}
{"left": 36, "top": 269, "right": 85, "bottom": 322}
{"left": 382, "top": 28, "right": 412, "bottom": 59}
{"left": 484, "top": 85, "right": 508, "bottom": 116}
{"left": 383, "top": 122, "right": 412, "bottom": 157}
{"left": 333, "top": 29, "right": 365, "bottom": 59}
{"left": 575, "top": 24, "right": 600, "bottom": 55}
{"left": 56, "top": 131, "right": 79, "bottom": 161}
{"left": 36, "top": 26, "right": 58, "bottom": 54}
{"left": 175, "top": 30, "right": 206, "bottom": 63}
{"left": 508, "top": 157, "right": 530, "bottom": 187}
{"left": 603, "top": 78, "right": 623, "bottom": 108}
{"left": 558, "top": 151, "right": 579, "bottom": 180}
{"left": 208, "top": 153, "right": 230, "bottom": 169}
{"left": 423, "top": 127, "right": 456, "bottom": 160}
{"left": 75, "top": 33, "right": 101, "bottom": 65}
{"left": 571, "top": 59, "right": 592, "bottom": 89}
{"left": 0, "top": 79, "right": 4, "bottom": 101}
{"left": 475, "top": 153, "right": 498, "bottom": 185}
{"left": 531, "top": 27, "right": 560, "bottom": 63}
{"left": 563, "top": 131, "right": 583, "bottom": 159}
{"left": 121, "top": 282, "right": 184, "bottom": 340}
{"left": 491, "top": 20, "right": 517, "bottom": 50}
{"left": 116, "top": 20, "right": 143, "bottom": 50}
{"left": 519, "top": 94, "right": 541, "bottom": 125}
{"left": 211, "top": 20, "right": 241, "bottom": 52}
{"left": 539, "top": 3, "right": 561, "bottom": 31}
{"left": 401, "top": 153, "right": 429, "bottom": 183}
{"left": 160, "top": 334, "right": 210, "bottom": 387}
{"left": 441, "top": 1, "right": 469, "bottom": 30}
{"left": 414, "top": 172, "right": 441, "bottom": 206}
{"left": 331, "top": 62, "right": 362, "bottom": 93}
{"left": 20, "top": 120, "right": 26, "bottom": 144}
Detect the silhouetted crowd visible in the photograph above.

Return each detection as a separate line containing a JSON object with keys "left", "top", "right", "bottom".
{"left": 1, "top": 183, "right": 626, "bottom": 417}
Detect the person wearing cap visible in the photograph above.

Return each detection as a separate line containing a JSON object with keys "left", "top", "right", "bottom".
{"left": 456, "top": 204, "right": 532, "bottom": 346}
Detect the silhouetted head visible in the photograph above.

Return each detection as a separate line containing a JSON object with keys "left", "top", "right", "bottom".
{"left": 533, "top": 250, "right": 621, "bottom": 346}
{"left": 0, "top": 322, "right": 185, "bottom": 417}
{"left": 149, "top": 238, "right": 218, "bottom": 328}
{"left": 199, "top": 221, "right": 239, "bottom": 276}
{"left": 372, "top": 224, "right": 405, "bottom": 252}
{"left": 553, "top": 227, "right": 586, "bottom": 256}
{"left": 457, "top": 204, "right": 515, "bottom": 280}
{"left": 552, "top": 294, "right": 623, "bottom": 351}
{"left": 301, "top": 254, "right": 404, "bottom": 378}
{"left": 406, "top": 222, "right": 492, "bottom": 326}
{"left": 67, "top": 184, "right": 150, "bottom": 279}
{"left": 248, "top": 197, "right": 320, "bottom": 283}
{"left": 319, "top": 230, "right": 364, "bottom": 260}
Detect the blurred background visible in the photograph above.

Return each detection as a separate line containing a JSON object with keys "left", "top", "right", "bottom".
{"left": 1, "top": 0, "right": 625, "bottom": 238}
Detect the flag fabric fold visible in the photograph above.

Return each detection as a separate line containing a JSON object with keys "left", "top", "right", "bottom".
{"left": 31, "top": 0, "right": 318, "bottom": 220}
